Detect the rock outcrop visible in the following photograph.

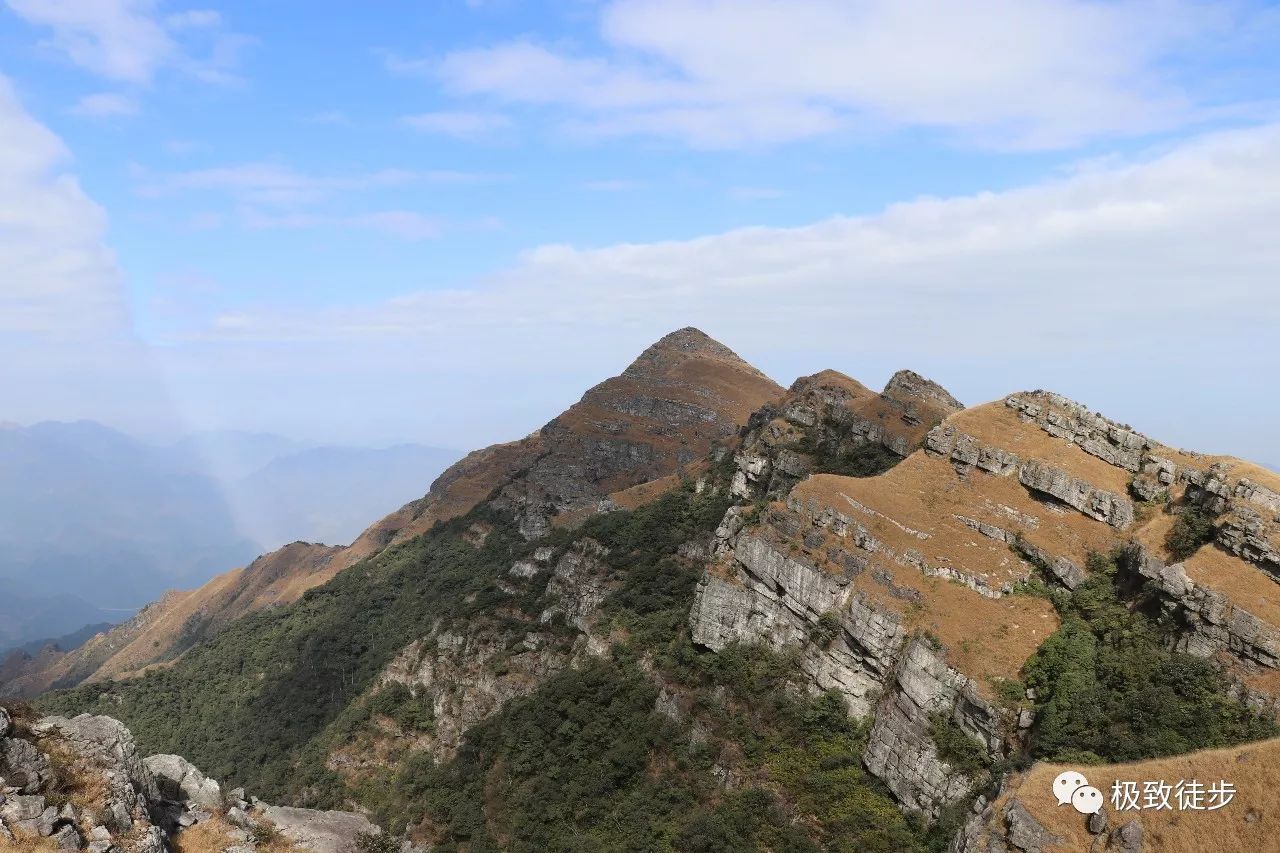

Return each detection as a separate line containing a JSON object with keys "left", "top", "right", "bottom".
{"left": 259, "top": 805, "right": 379, "bottom": 853}
{"left": 1016, "top": 459, "right": 1135, "bottom": 529}
{"left": 330, "top": 538, "right": 618, "bottom": 781}
{"left": 689, "top": 490, "right": 1046, "bottom": 818}
{"left": 862, "top": 637, "right": 1003, "bottom": 816}
{"left": 728, "top": 368, "right": 962, "bottom": 501}
{"left": 0, "top": 703, "right": 386, "bottom": 852}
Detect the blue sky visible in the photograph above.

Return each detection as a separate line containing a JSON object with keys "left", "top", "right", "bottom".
{"left": 2, "top": 1, "right": 1280, "bottom": 465}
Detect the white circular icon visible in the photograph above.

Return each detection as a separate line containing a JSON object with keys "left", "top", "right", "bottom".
{"left": 1052, "top": 770, "right": 1089, "bottom": 806}
{"left": 1071, "top": 785, "right": 1104, "bottom": 815}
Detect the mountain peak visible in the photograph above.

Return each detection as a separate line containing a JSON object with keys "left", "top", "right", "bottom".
{"left": 622, "top": 327, "right": 752, "bottom": 380}
{"left": 653, "top": 325, "right": 727, "bottom": 351}
{"left": 882, "top": 369, "right": 963, "bottom": 411}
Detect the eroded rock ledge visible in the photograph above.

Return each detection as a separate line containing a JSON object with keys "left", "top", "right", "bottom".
{"left": 0, "top": 708, "right": 386, "bottom": 853}
{"left": 690, "top": 513, "right": 1011, "bottom": 819}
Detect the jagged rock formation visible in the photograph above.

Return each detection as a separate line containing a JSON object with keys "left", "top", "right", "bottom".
{"left": 328, "top": 538, "right": 621, "bottom": 788}
{"left": 690, "top": 491, "right": 1045, "bottom": 817}
{"left": 1, "top": 328, "right": 782, "bottom": 699}
{"left": 692, "top": 387, "right": 1280, "bottom": 822}
{"left": 728, "top": 368, "right": 963, "bottom": 501}
{"left": 0, "top": 702, "right": 384, "bottom": 852}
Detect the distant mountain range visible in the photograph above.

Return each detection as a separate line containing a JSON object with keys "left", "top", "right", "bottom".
{"left": 229, "top": 443, "right": 461, "bottom": 550}
{"left": 0, "top": 420, "right": 457, "bottom": 653}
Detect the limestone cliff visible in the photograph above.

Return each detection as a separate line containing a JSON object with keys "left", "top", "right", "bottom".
{"left": 690, "top": 387, "right": 1280, "bottom": 823}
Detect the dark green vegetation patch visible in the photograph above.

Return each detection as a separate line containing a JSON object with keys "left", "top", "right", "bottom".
{"left": 1022, "top": 547, "right": 1276, "bottom": 764}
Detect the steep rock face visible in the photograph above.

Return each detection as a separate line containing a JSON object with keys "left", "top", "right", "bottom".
{"left": 729, "top": 368, "right": 962, "bottom": 501}
{"left": 1135, "top": 549, "right": 1280, "bottom": 672}
{"left": 1016, "top": 459, "right": 1135, "bottom": 529}
{"left": 690, "top": 491, "right": 1045, "bottom": 818}
{"left": 693, "top": 386, "right": 1280, "bottom": 822}
{"left": 1216, "top": 503, "right": 1280, "bottom": 576}
{"left": 334, "top": 539, "right": 615, "bottom": 773}
{"left": 4, "top": 328, "right": 781, "bottom": 698}
{"left": 690, "top": 529, "right": 904, "bottom": 716}
{"left": 863, "top": 638, "right": 1004, "bottom": 816}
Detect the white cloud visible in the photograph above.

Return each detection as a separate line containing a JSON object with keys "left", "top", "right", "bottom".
{"left": 0, "top": 73, "right": 127, "bottom": 337}
{"left": 194, "top": 124, "right": 1280, "bottom": 344}
{"left": 5, "top": 0, "right": 247, "bottom": 85}
{"left": 403, "top": 110, "right": 511, "bottom": 138}
{"left": 422, "top": 0, "right": 1255, "bottom": 149}
{"left": 164, "top": 9, "right": 220, "bottom": 30}
{"left": 242, "top": 209, "right": 441, "bottom": 241}
{"left": 0, "top": 74, "right": 183, "bottom": 436}
{"left": 68, "top": 91, "right": 139, "bottom": 117}
{"left": 174, "top": 123, "right": 1280, "bottom": 456}
{"left": 134, "top": 163, "right": 447, "bottom": 206}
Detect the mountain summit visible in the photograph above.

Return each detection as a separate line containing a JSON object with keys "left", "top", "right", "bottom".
{"left": 2, "top": 328, "right": 782, "bottom": 695}
{"left": 345, "top": 325, "right": 784, "bottom": 544}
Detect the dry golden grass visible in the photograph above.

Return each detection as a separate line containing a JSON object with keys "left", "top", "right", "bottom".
{"left": 607, "top": 474, "right": 681, "bottom": 510}
{"left": 788, "top": 397, "right": 1280, "bottom": 698}
{"left": 949, "top": 402, "right": 1134, "bottom": 495}
{"left": 796, "top": 452, "right": 1115, "bottom": 591}
{"left": 1183, "top": 545, "right": 1280, "bottom": 629}
{"left": 988, "top": 738, "right": 1280, "bottom": 852}
{"left": 39, "top": 736, "right": 110, "bottom": 819}
{"left": 804, "top": 368, "right": 875, "bottom": 398}
{"left": 86, "top": 568, "right": 246, "bottom": 681}
{"left": 170, "top": 815, "right": 303, "bottom": 853}
{"left": 3, "top": 828, "right": 59, "bottom": 852}
{"left": 762, "top": 482, "right": 1060, "bottom": 689}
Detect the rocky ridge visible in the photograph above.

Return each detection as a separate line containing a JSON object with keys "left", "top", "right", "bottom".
{"left": 727, "top": 368, "right": 963, "bottom": 501}
{"left": 689, "top": 386, "right": 1280, "bottom": 826}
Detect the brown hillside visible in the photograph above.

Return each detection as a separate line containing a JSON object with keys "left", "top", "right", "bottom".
{"left": 1, "top": 328, "right": 782, "bottom": 698}
{"left": 759, "top": 388, "right": 1280, "bottom": 700}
